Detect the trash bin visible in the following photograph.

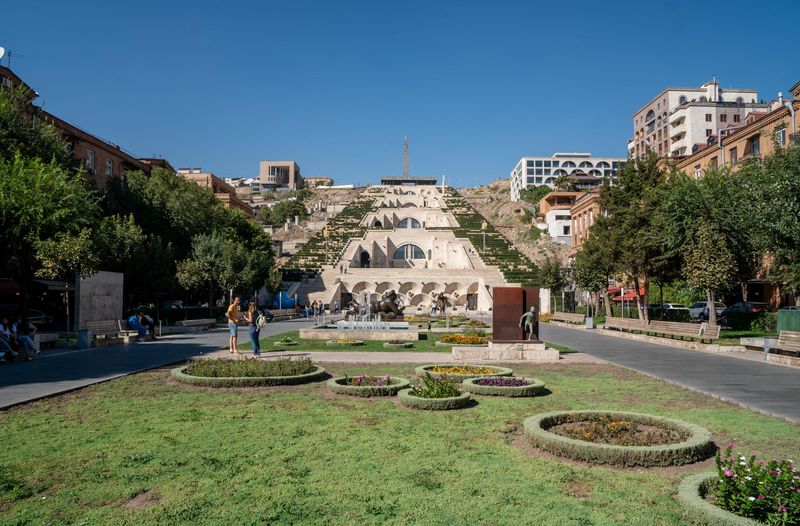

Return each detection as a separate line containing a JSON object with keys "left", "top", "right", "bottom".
{"left": 585, "top": 316, "right": 594, "bottom": 329}
{"left": 77, "top": 329, "right": 92, "bottom": 349}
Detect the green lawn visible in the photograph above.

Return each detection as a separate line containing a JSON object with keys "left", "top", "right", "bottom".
{"left": 1, "top": 363, "right": 798, "bottom": 525}
{"left": 241, "top": 330, "right": 468, "bottom": 353}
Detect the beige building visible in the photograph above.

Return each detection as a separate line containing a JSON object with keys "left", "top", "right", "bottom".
{"left": 259, "top": 160, "right": 303, "bottom": 190}
{"left": 177, "top": 168, "right": 255, "bottom": 219}
{"left": 674, "top": 83, "right": 799, "bottom": 178}
{"left": 537, "top": 192, "right": 582, "bottom": 245}
{"left": 630, "top": 79, "right": 766, "bottom": 158}
{"left": 569, "top": 190, "right": 601, "bottom": 256}
{"left": 304, "top": 176, "right": 334, "bottom": 188}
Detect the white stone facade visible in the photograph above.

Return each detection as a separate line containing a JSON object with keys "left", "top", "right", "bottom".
{"left": 510, "top": 153, "right": 625, "bottom": 202}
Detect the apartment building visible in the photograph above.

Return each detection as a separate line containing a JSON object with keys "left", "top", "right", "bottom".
{"left": 630, "top": 79, "right": 767, "bottom": 158}
{"left": 569, "top": 190, "right": 601, "bottom": 256}
{"left": 537, "top": 191, "right": 582, "bottom": 246}
{"left": 674, "top": 82, "right": 799, "bottom": 178}
{"left": 178, "top": 168, "right": 255, "bottom": 219}
{"left": 258, "top": 160, "right": 303, "bottom": 190}
{"left": 509, "top": 153, "right": 625, "bottom": 201}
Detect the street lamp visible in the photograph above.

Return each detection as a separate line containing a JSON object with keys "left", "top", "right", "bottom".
{"left": 481, "top": 220, "right": 487, "bottom": 251}
{"left": 323, "top": 226, "right": 330, "bottom": 266}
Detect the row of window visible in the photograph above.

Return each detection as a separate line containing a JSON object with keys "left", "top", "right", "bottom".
{"left": 526, "top": 168, "right": 615, "bottom": 177}
{"left": 526, "top": 160, "right": 619, "bottom": 169}
{"left": 84, "top": 149, "right": 114, "bottom": 177}
{"left": 705, "top": 113, "right": 741, "bottom": 123}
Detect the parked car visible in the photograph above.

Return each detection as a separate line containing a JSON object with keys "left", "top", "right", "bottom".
{"left": 661, "top": 303, "right": 689, "bottom": 311}
{"left": 27, "top": 309, "right": 54, "bottom": 326}
{"left": 779, "top": 305, "right": 800, "bottom": 311}
{"left": 722, "top": 301, "right": 771, "bottom": 315}
{"left": 689, "top": 301, "right": 726, "bottom": 321}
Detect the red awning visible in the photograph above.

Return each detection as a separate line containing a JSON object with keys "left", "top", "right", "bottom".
{"left": 611, "top": 287, "right": 646, "bottom": 301}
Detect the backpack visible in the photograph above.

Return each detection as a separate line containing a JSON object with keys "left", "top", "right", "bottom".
{"left": 256, "top": 314, "right": 268, "bottom": 329}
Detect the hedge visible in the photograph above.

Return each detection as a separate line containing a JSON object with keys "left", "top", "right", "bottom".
{"left": 461, "top": 377, "right": 545, "bottom": 397}
{"left": 523, "top": 410, "right": 715, "bottom": 467}
{"left": 398, "top": 389, "right": 471, "bottom": 410}
{"left": 677, "top": 472, "right": 763, "bottom": 526}
{"left": 171, "top": 365, "right": 326, "bottom": 387}
{"left": 327, "top": 376, "right": 410, "bottom": 397}
{"left": 382, "top": 342, "right": 414, "bottom": 349}
{"left": 414, "top": 364, "right": 513, "bottom": 381}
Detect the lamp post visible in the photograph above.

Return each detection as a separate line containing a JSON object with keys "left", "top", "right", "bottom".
{"left": 481, "top": 220, "right": 487, "bottom": 251}
{"left": 323, "top": 226, "right": 330, "bottom": 266}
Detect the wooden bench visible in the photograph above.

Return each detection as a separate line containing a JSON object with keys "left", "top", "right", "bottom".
{"left": 700, "top": 323, "right": 721, "bottom": 342}
{"left": 551, "top": 311, "right": 585, "bottom": 324}
{"left": 174, "top": 318, "right": 216, "bottom": 328}
{"left": 648, "top": 320, "right": 702, "bottom": 340}
{"left": 773, "top": 330, "right": 800, "bottom": 357}
{"left": 85, "top": 320, "right": 123, "bottom": 346}
{"left": 604, "top": 317, "right": 649, "bottom": 332}
{"left": 270, "top": 309, "right": 298, "bottom": 321}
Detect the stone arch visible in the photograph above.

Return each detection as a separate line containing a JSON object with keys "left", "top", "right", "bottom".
{"left": 421, "top": 282, "right": 442, "bottom": 295}
{"left": 375, "top": 281, "right": 398, "bottom": 294}
{"left": 444, "top": 282, "right": 463, "bottom": 295}
{"left": 398, "top": 282, "right": 418, "bottom": 295}
{"left": 352, "top": 281, "right": 371, "bottom": 294}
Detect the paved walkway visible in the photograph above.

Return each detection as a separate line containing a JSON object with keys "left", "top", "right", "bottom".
{"left": 540, "top": 324, "right": 800, "bottom": 423}
{"left": 0, "top": 318, "right": 321, "bottom": 409}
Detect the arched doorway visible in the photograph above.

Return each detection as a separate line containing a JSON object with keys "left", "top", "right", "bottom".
{"left": 360, "top": 251, "right": 371, "bottom": 268}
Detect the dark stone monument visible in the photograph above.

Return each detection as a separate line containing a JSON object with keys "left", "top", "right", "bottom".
{"left": 492, "top": 287, "right": 540, "bottom": 342}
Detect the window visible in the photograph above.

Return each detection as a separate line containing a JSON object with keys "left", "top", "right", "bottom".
{"left": 555, "top": 215, "right": 570, "bottom": 221}
{"left": 645, "top": 110, "right": 655, "bottom": 122}
{"left": 596, "top": 161, "right": 610, "bottom": 168}
{"left": 398, "top": 218, "right": 421, "bottom": 228}
{"left": 776, "top": 125, "right": 787, "bottom": 147}
{"left": 535, "top": 169, "right": 543, "bottom": 175}
{"left": 705, "top": 113, "right": 712, "bottom": 122}
{"left": 562, "top": 161, "right": 576, "bottom": 168}
{"left": 527, "top": 177, "right": 536, "bottom": 184}
{"left": 700, "top": 96, "right": 707, "bottom": 102}
{"left": 752, "top": 136, "right": 760, "bottom": 155}
{"left": 534, "top": 177, "right": 542, "bottom": 183}
{"left": 720, "top": 114, "right": 727, "bottom": 122}
{"left": 105, "top": 159, "right": 113, "bottom": 177}
{"left": 706, "top": 129, "right": 713, "bottom": 137}
{"left": 709, "top": 157, "right": 718, "bottom": 170}
{"left": 733, "top": 114, "right": 740, "bottom": 123}
{"left": 527, "top": 169, "right": 534, "bottom": 175}
{"left": 544, "top": 169, "right": 551, "bottom": 176}
{"left": 578, "top": 161, "right": 593, "bottom": 168}
{"left": 86, "top": 150, "right": 96, "bottom": 174}
{"left": 679, "top": 95, "right": 687, "bottom": 104}
{"left": 694, "top": 165, "right": 701, "bottom": 180}
{"left": 543, "top": 161, "right": 551, "bottom": 167}
{"left": 392, "top": 244, "right": 425, "bottom": 260}
{"left": 552, "top": 161, "right": 559, "bottom": 167}
{"left": 736, "top": 97, "right": 744, "bottom": 105}
{"left": 526, "top": 160, "right": 534, "bottom": 167}
{"left": 563, "top": 225, "right": 570, "bottom": 236}
{"left": 535, "top": 160, "right": 543, "bottom": 167}
{"left": 729, "top": 147, "right": 737, "bottom": 166}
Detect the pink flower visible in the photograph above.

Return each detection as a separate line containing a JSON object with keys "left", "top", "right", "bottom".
{"left": 727, "top": 442, "right": 735, "bottom": 449}
{"left": 724, "top": 469, "right": 734, "bottom": 477}
{"left": 757, "top": 495, "right": 765, "bottom": 500}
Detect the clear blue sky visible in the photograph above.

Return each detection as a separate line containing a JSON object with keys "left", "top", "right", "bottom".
{"left": 4, "top": 0, "right": 798, "bottom": 187}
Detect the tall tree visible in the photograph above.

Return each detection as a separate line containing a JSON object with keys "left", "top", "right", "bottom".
{"left": 683, "top": 220, "right": 737, "bottom": 325}
{"left": 553, "top": 175, "right": 577, "bottom": 192}
{"left": 572, "top": 217, "right": 617, "bottom": 318}
{"left": 539, "top": 254, "right": 567, "bottom": 312}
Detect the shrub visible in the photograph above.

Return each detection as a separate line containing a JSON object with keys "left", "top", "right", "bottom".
{"left": 711, "top": 443, "right": 799, "bottom": 525}
{"left": 751, "top": 312, "right": 777, "bottom": 334}
{"left": 677, "top": 472, "right": 762, "bottom": 526}
{"left": 409, "top": 373, "right": 461, "bottom": 398}
{"left": 523, "top": 411, "right": 715, "bottom": 467}
{"left": 327, "top": 376, "right": 410, "bottom": 397}
{"left": 725, "top": 312, "right": 773, "bottom": 331}
{"left": 185, "top": 358, "right": 314, "bottom": 378}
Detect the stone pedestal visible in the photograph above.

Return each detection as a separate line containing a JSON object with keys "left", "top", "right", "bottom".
{"left": 451, "top": 340, "right": 559, "bottom": 362}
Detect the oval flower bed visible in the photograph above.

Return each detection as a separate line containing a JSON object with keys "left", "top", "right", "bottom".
{"left": 383, "top": 340, "right": 414, "bottom": 349}
{"left": 327, "top": 375, "right": 410, "bottom": 397}
{"left": 523, "top": 410, "right": 714, "bottom": 467}
{"left": 325, "top": 339, "right": 365, "bottom": 347}
{"left": 398, "top": 374, "right": 470, "bottom": 410}
{"left": 172, "top": 358, "right": 326, "bottom": 387}
{"left": 677, "top": 444, "right": 799, "bottom": 525}
{"left": 462, "top": 376, "right": 545, "bottom": 397}
{"left": 415, "top": 364, "right": 513, "bottom": 381}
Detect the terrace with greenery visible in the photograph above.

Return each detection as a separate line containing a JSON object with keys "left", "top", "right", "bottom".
{"left": 444, "top": 188, "right": 540, "bottom": 286}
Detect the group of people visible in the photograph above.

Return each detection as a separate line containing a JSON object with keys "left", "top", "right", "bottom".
{"left": 227, "top": 297, "right": 274, "bottom": 356}
{"left": 126, "top": 311, "right": 156, "bottom": 342}
{"left": 0, "top": 316, "right": 38, "bottom": 361}
{"left": 300, "top": 300, "right": 324, "bottom": 322}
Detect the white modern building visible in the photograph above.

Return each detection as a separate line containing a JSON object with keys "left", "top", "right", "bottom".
{"left": 509, "top": 153, "right": 625, "bottom": 202}
{"left": 630, "top": 79, "right": 769, "bottom": 158}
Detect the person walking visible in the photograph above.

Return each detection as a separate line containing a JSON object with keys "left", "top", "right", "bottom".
{"left": 245, "top": 303, "right": 261, "bottom": 356}
{"left": 227, "top": 296, "right": 241, "bottom": 354}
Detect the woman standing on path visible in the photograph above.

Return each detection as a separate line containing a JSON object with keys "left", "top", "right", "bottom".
{"left": 245, "top": 303, "right": 261, "bottom": 357}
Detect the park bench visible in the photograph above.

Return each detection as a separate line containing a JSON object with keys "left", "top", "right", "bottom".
{"left": 34, "top": 333, "right": 58, "bottom": 351}
{"left": 604, "top": 317, "right": 649, "bottom": 333}
{"left": 773, "top": 330, "right": 800, "bottom": 357}
{"left": 551, "top": 311, "right": 585, "bottom": 324}
{"left": 648, "top": 320, "right": 703, "bottom": 341}
{"left": 174, "top": 318, "right": 216, "bottom": 328}
{"left": 700, "top": 323, "right": 721, "bottom": 343}
{"left": 85, "top": 320, "right": 124, "bottom": 346}
{"left": 270, "top": 309, "right": 298, "bottom": 321}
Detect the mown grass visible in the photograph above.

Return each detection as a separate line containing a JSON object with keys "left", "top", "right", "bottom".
{"left": 1, "top": 363, "right": 797, "bottom": 525}
{"left": 239, "top": 330, "right": 455, "bottom": 352}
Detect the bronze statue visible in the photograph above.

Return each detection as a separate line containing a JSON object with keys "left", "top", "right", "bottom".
{"left": 434, "top": 292, "right": 449, "bottom": 316}
{"left": 346, "top": 290, "right": 406, "bottom": 320}
{"left": 518, "top": 306, "right": 539, "bottom": 341}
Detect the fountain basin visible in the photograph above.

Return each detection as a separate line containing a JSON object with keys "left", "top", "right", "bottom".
{"left": 299, "top": 327, "right": 419, "bottom": 341}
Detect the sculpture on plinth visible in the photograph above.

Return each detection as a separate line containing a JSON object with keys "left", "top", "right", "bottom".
{"left": 518, "top": 306, "right": 539, "bottom": 341}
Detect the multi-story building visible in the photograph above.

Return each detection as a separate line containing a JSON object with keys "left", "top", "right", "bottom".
{"left": 259, "top": 160, "right": 303, "bottom": 190}
{"left": 569, "top": 190, "right": 601, "bottom": 256}
{"left": 536, "top": 191, "right": 582, "bottom": 246}
{"left": 178, "top": 168, "right": 255, "bottom": 219}
{"left": 304, "top": 176, "right": 334, "bottom": 188}
{"left": 509, "top": 153, "right": 625, "bottom": 201}
{"left": 674, "top": 82, "right": 799, "bottom": 179}
{"left": 1, "top": 65, "right": 158, "bottom": 189}
{"left": 630, "top": 79, "right": 768, "bottom": 158}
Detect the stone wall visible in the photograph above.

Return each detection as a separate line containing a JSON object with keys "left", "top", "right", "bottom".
{"left": 75, "top": 271, "right": 124, "bottom": 329}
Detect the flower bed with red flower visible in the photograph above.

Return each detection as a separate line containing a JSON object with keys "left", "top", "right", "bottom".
{"left": 712, "top": 443, "right": 799, "bottom": 525}
{"left": 341, "top": 375, "right": 393, "bottom": 387}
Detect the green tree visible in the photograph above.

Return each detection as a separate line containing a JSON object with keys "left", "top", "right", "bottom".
{"left": 553, "top": 175, "right": 577, "bottom": 192}
{"left": 540, "top": 255, "right": 567, "bottom": 312}
{"left": 518, "top": 185, "right": 551, "bottom": 214}
{"left": 260, "top": 199, "right": 307, "bottom": 226}
{"left": 572, "top": 218, "right": 617, "bottom": 317}
{"left": 0, "top": 155, "right": 100, "bottom": 312}
{"left": 683, "top": 220, "right": 737, "bottom": 325}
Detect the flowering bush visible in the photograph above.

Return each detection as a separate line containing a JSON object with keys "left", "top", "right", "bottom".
{"left": 473, "top": 377, "right": 531, "bottom": 387}
{"left": 439, "top": 334, "right": 488, "bottom": 345}
{"left": 428, "top": 365, "right": 497, "bottom": 375}
{"left": 409, "top": 373, "right": 461, "bottom": 399}
{"left": 342, "top": 375, "right": 392, "bottom": 387}
{"left": 712, "top": 443, "right": 800, "bottom": 525}
{"left": 279, "top": 336, "right": 295, "bottom": 343}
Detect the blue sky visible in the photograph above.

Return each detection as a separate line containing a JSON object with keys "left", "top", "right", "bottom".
{"left": 3, "top": 0, "right": 798, "bottom": 187}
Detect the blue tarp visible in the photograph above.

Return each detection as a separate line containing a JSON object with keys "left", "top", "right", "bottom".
{"left": 272, "top": 291, "right": 296, "bottom": 309}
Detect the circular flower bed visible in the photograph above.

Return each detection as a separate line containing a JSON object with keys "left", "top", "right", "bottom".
{"left": 327, "top": 375, "right": 410, "bottom": 397}
{"left": 325, "top": 339, "right": 365, "bottom": 347}
{"left": 172, "top": 358, "right": 326, "bottom": 387}
{"left": 382, "top": 341, "right": 414, "bottom": 348}
{"left": 677, "top": 472, "right": 763, "bottom": 526}
{"left": 415, "top": 364, "right": 513, "bottom": 381}
{"left": 461, "top": 376, "right": 545, "bottom": 397}
{"left": 523, "top": 410, "right": 714, "bottom": 467}
{"left": 398, "top": 373, "right": 471, "bottom": 410}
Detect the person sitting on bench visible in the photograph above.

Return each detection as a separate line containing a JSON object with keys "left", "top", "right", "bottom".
{"left": 127, "top": 312, "right": 146, "bottom": 342}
